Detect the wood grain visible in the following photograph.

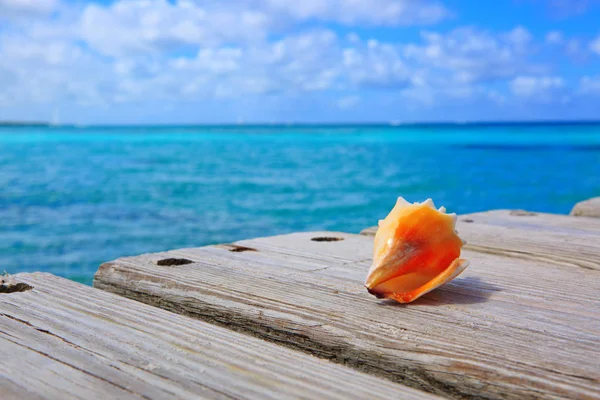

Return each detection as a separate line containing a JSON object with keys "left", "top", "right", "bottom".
{"left": 0, "top": 273, "right": 438, "bottom": 400}
{"left": 94, "top": 230, "right": 600, "bottom": 400}
{"left": 361, "top": 209, "right": 600, "bottom": 271}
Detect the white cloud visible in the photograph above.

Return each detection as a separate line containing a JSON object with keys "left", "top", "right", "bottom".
{"left": 504, "top": 26, "right": 532, "bottom": 49}
{"left": 257, "top": 0, "right": 449, "bottom": 25}
{"left": 590, "top": 36, "right": 600, "bottom": 55}
{"left": 0, "top": 0, "right": 58, "bottom": 17}
{"left": 80, "top": 1, "right": 269, "bottom": 57}
{"left": 168, "top": 29, "right": 411, "bottom": 98}
{"left": 545, "top": 31, "right": 564, "bottom": 45}
{"left": 76, "top": 0, "right": 448, "bottom": 57}
{"left": 542, "top": 32, "right": 588, "bottom": 60}
{"left": 336, "top": 95, "right": 360, "bottom": 109}
{"left": 342, "top": 39, "right": 412, "bottom": 88}
{"left": 172, "top": 48, "right": 243, "bottom": 75}
{"left": 401, "top": 82, "right": 504, "bottom": 107}
{"left": 543, "top": 30, "right": 594, "bottom": 60}
{"left": 404, "top": 26, "right": 540, "bottom": 85}
{"left": 0, "top": 32, "right": 112, "bottom": 106}
{"left": 0, "top": 0, "right": 581, "bottom": 120}
{"left": 545, "top": 0, "right": 596, "bottom": 17}
{"left": 579, "top": 76, "right": 600, "bottom": 94}
{"left": 168, "top": 30, "right": 342, "bottom": 97}
{"left": 487, "top": 90, "right": 506, "bottom": 104}
{"left": 510, "top": 76, "right": 564, "bottom": 98}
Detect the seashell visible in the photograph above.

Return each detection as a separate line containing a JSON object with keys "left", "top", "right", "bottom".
{"left": 365, "top": 197, "right": 469, "bottom": 303}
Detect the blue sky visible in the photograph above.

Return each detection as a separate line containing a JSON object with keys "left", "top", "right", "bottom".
{"left": 1, "top": 0, "right": 600, "bottom": 124}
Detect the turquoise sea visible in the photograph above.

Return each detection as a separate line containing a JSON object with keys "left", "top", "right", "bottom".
{"left": 1, "top": 124, "right": 599, "bottom": 285}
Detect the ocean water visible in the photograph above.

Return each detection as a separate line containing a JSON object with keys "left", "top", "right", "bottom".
{"left": 1, "top": 124, "right": 599, "bottom": 285}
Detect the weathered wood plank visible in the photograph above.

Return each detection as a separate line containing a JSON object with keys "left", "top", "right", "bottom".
{"left": 0, "top": 273, "right": 438, "bottom": 400}
{"left": 95, "top": 231, "right": 600, "bottom": 400}
{"left": 571, "top": 197, "right": 600, "bottom": 218}
{"left": 361, "top": 209, "right": 600, "bottom": 235}
{"left": 360, "top": 210, "right": 600, "bottom": 271}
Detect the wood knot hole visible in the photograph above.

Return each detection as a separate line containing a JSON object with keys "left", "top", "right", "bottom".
{"left": 311, "top": 237, "right": 344, "bottom": 242}
{"left": 156, "top": 258, "right": 193, "bottom": 266}
{"left": 0, "top": 279, "right": 34, "bottom": 294}
{"left": 228, "top": 245, "right": 257, "bottom": 253}
{"left": 510, "top": 210, "right": 537, "bottom": 216}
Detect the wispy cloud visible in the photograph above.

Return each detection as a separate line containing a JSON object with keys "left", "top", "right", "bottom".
{"left": 545, "top": 31, "right": 564, "bottom": 45}
{"left": 404, "top": 26, "right": 539, "bottom": 85}
{"left": 0, "top": 0, "right": 58, "bottom": 17}
{"left": 579, "top": 75, "right": 600, "bottom": 94}
{"left": 0, "top": 0, "right": 598, "bottom": 122}
{"left": 336, "top": 95, "right": 360, "bottom": 109}
{"left": 510, "top": 76, "right": 565, "bottom": 99}
{"left": 590, "top": 35, "right": 600, "bottom": 55}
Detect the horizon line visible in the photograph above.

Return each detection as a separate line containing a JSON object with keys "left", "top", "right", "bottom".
{"left": 3, "top": 119, "right": 600, "bottom": 128}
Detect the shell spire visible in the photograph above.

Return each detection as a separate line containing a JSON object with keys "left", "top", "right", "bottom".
{"left": 365, "top": 197, "right": 469, "bottom": 303}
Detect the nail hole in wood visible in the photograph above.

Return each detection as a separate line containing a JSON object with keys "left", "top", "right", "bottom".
{"left": 156, "top": 258, "right": 193, "bottom": 266}
{"left": 228, "top": 245, "right": 257, "bottom": 253}
{"left": 311, "top": 237, "right": 344, "bottom": 242}
{"left": 510, "top": 210, "right": 537, "bottom": 216}
{"left": 0, "top": 281, "right": 34, "bottom": 294}
{"left": 462, "top": 218, "right": 474, "bottom": 223}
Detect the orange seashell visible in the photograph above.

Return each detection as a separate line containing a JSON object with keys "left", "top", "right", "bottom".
{"left": 365, "top": 197, "right": 469, "bottom": 303}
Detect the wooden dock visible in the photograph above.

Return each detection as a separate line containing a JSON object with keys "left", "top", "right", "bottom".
{"left": 1, "top": 273, "right": 438, "bottom": 400}
{"left": 2, "top": 202, "right": 600, "bottom": 399}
